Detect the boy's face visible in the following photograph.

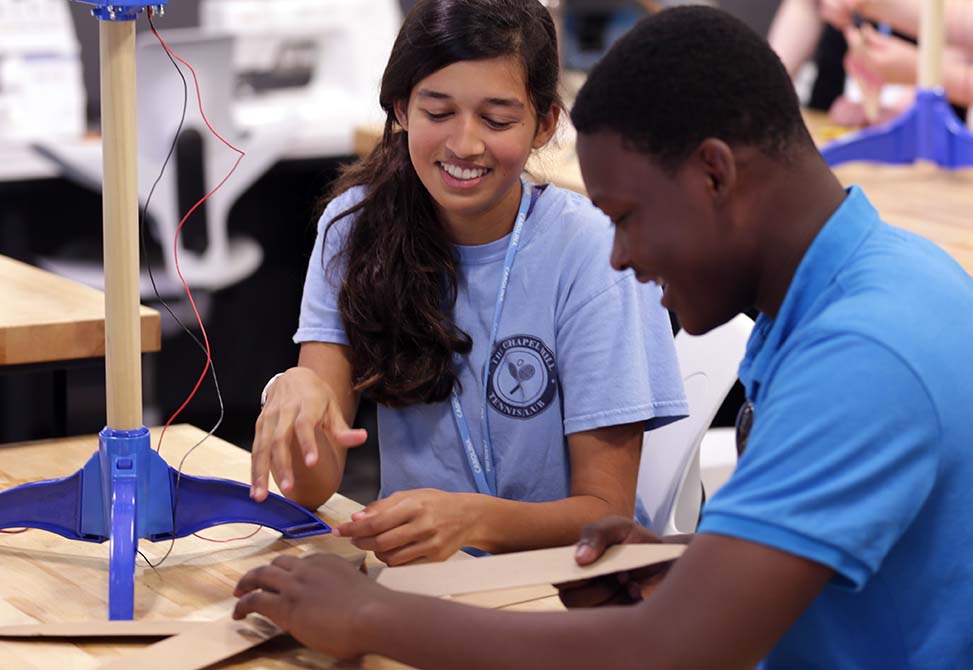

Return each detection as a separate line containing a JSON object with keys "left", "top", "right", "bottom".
{"left": 577, "top": 130, "right": 750, "bottom": 335}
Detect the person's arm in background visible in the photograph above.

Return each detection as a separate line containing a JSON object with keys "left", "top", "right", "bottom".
{"left": 845, "top": 24, "right": 973, "bottom": 106}
{"left": 942, "top": 49, "right": 973, "bottom": 106}
{"left": 251, "top": 341, "right": 367, "bottom": 509}
{"left": 768, "top": 0, "right": 825, "bottom": 77}
{"left": 828, "top": 0, "right": 973, "bottom": 51}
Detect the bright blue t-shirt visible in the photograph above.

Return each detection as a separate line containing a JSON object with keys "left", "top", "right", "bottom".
{"left": 296, "top": 183, "right": 688, "bottom": 512}
{"left": 698, "top": 187, "right": 973, "bottom": 669}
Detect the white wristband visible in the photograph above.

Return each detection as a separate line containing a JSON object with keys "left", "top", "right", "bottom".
{"left": 260, "top": 372, "right": 286, "bottom": 407}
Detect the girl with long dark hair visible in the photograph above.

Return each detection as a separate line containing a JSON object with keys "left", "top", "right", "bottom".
{"left": 251, "top": 0, "right": 686, "bottom": 564}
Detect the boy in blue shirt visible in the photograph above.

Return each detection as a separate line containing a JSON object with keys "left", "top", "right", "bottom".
{"left": 233, "top": 6, "right": 973, "bottom": 668}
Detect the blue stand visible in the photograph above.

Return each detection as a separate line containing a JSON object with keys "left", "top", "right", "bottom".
{"left": 0, "top": 427, "right": 330, "bottom": 619}
{"left": 821, "top": 89, "right": 973, "bottom": 169}
{"left": 75, "top": 0, "right": 164, "bottom": 21}
{"left": 1, "top": 0, "right": 330, "bottom": 620}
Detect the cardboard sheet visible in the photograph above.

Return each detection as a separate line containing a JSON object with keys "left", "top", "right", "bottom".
{"left": 451, "top": 583, "right": 560, "bottom": 610}
{"left": 93, "top": 616, "right": 281, "bottom": 670}
{"left": 376, "top": 543, "right": 684, "bottom": 598}
{"left": 0, "top": 620, "right": 199, "bottom": 638}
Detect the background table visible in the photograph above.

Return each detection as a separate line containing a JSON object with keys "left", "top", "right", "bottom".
{"left": 0, "top": 255, "right": 161, "bottom": 440}
{"left": 0, "top": 254, "right": 160, "bottom": 367}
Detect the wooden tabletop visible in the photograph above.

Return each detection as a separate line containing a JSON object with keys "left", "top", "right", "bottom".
{"left": 0, "top": 255, "right": 161, "bottom": 366}
{"left": 0, "top": 425, "right": 560, "bottom": 668}
{"left": 0, "top": 425, "right": 399, "bottom": 669}
{"left": 354, "top": 111, "right": 973, "bottom": 275}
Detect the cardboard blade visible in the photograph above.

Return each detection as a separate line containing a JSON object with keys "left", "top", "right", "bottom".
{"left": 93, "top": 616, "right": 281, "bottom": 670}
{"left": 376, "top": 543, "right": 684, "bottom": 598}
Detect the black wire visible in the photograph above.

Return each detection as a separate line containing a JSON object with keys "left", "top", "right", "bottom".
{"left": 137, "top": 549, "right": 161, "bottom": 575}
{"left": 138, "top": 7, "right": 227, "bottom": 569}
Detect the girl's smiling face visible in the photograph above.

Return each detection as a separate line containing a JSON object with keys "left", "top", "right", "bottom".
{"left": 395, "top": 55, "right": 559, "bottom": 245}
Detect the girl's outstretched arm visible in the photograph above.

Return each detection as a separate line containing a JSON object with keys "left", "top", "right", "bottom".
{"left": 251, "top": 341, "right": 366, "bottom": 508}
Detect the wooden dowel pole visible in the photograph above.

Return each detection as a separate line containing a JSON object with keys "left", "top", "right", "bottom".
{"left": 99, "top": 19, "right": 143, "bottom": 430}
{"left": 918, "top": 0, "right": 946, "bottom": 89}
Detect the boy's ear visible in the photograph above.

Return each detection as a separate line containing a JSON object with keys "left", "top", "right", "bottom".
{"left": 393, "top": 99, "right": 410, "bottom": 131}
{"left": 532, "top": 105, "right": 561, "bottom": 149}
{"left": 696, "top": 138, "right": 736, "bottom": 203}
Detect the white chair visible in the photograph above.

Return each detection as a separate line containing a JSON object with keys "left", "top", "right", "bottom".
{"left": 637, "top": 313, "right": 753, "bottom": 536}
{"left": 134, "top": 28, "right": 289, "bottom": 292}
{"left": 201, "top": 0, "right": 400, "bottom": 158}
{"left": 34, "top": 29, "right": 291, "bottom": 298}
{"left": 699, "top": 426, "right": 739, "bottom": 499}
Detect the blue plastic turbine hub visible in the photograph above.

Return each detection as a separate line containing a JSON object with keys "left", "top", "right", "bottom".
{"left": 73, "top": 0, "right": 168, "bottom": 22}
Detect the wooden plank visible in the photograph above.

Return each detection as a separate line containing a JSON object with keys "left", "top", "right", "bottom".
{"left": 99, "top": 19, "right": 143, "bottom": 429}
{"left": 830, "top": 161, "right": 973, "bottom": 274}
{"left": 0, "top": 255, "right": 161, "bottom": 366}
{"left": 92, "top": 617, "right": 282, "bottom": 670}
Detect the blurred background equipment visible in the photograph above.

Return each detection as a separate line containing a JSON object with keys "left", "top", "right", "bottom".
{"left": 0, "top": 0, "right": 86, "bottom": 142}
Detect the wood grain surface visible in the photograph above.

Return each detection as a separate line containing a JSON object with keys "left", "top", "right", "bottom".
{"left": 0, "top": 255, "right": 161, "bottom": 366}
{"left": 0, "top": 425, "right": 412, "bottom": 669}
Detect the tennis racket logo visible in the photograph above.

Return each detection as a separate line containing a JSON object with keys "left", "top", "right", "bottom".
{"left": 507, "top": 360, "right": 536, "bottom": 395}
{"left": 488, "top": 335, "right": 558, "bottom": 419}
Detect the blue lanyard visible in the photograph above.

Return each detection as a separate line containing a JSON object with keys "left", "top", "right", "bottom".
{"left": 450, "top": 178, "right": 532, "bottom": 497}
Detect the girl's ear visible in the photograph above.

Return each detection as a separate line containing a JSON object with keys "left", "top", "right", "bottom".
{"left": 532, "top": 104, "right": 561, "bottom": 150}
{"left": 394, "top": 99, "right": 410, "bottom": 131}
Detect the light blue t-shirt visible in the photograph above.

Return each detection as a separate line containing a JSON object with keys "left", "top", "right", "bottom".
{"left": 296, "top": 183, "right": 687, "bottom": 512}
{"left": 698, "top": 187, "right": 973, "bottom": 669}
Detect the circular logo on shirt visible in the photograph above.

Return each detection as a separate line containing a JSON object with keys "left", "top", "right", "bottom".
{"left": 487, "top": 335, "right": 558, "bottom": 419}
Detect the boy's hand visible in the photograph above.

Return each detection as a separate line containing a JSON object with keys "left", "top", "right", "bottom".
{"left": 556, "top": 515, "right": 676, "bottom": 608}
{"left": 233, "top": 553, "right": 381, "bottom": 660}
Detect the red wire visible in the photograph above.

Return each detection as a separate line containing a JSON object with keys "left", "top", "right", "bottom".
{"left": 5, "top": 21, "right": 269, "bottom": 549}
{"left": 147, "top": 10, "right": 253, "bottom": 546}
{"left": 147, "top": 13, "right": 244, "bottom": 455}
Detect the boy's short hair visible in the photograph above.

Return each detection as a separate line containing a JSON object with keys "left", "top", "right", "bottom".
{"left": 571, "top": 6, "right": 810, "bottom": 173}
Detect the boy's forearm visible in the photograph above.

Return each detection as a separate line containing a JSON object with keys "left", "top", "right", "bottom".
{"left": 356, "top": 588, "right": 649, "bottom": 670}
